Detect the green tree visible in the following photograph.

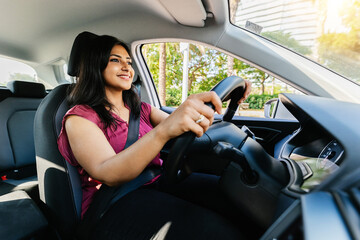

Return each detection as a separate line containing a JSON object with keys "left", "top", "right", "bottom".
{"left": 143, "top": 42, "right": 283, "bottom": 106}
{"left": 233, "top": 58, "right": 271, "bottom": 95}
{"left": 144, "top": 43, "right": 229, "bottom": 105}
{"left": 341, "top": 0, "right": 360, "bottom": 33}
{"left": 262, "top": 31, "right": 312, "bottom": 55}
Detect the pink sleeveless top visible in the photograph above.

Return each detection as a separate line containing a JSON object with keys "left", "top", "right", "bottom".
{"left": 57, "top": 102, "right": 162, "bottom": 218}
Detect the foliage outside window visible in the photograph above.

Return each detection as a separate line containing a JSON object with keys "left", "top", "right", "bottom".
{"left": 142, "top": 43, "right": 300, "bottom": 118}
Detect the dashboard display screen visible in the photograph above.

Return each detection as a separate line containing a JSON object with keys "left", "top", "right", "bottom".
{"left": 289, "top": 140, "right": 343, "bottom": 191}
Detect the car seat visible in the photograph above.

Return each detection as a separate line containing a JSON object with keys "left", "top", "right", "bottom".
{"left": 35, "top": 82, "right": 80, "bottom": 239}
{"left": 0, "top": 80, "right": 46, "bottom": 198}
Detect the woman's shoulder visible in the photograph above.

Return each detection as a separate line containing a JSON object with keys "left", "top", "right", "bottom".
{"left": 68, "top": 104, "right": 93, "bottom": 113}
{"left": 66, "top": 104, "right": 100, "bottom": 123}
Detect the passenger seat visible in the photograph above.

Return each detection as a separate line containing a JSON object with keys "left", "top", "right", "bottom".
{"left": 0, "top": 80, "right": 46, "bottom": 198}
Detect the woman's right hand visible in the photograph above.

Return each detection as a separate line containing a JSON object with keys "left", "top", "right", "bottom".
{"left": 155, "top": 91, "right": 222, "bottom": 142}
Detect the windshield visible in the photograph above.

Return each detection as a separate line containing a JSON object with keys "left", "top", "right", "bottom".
{"left": 229, "top": 0, "right": 360, "bottom": 84}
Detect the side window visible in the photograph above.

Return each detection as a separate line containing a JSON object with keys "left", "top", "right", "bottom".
{"left": 0, "top": 57, "right": 36, "bottom": 85}
{"left": 142, "top": 42, "right": 302, "bottom": 118}
{"left": 0, "top": 56, "right": 55, "bottom": 89}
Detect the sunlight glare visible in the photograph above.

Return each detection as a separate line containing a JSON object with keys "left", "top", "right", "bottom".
{"left": 324, "top": 0, "right": 349, "bottom": 33}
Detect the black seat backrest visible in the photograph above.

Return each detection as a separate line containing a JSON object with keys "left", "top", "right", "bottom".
{"left": 34, "top": 83, "right": 82, "bottom": 238}
{"left": 0, "top": 81, "right": 46, "bottom": 179}
{"left": 34, "top": 31, "right": 97, "bottom": 238}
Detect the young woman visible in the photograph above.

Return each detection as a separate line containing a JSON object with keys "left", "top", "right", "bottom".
{"left": 58, "top": 35, "right": 251, "bottom": 239}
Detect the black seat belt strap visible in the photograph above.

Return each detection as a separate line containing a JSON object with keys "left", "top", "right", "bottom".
{"left": 123, "top": 109, "right": 140, "bottom": 149}
{"left": 86, "top": 111, "right": 141, "bottom": 220}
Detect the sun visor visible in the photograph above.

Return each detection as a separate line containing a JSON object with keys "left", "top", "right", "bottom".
{"left": 159, "top": 0, "right": 207, "bottom": 27}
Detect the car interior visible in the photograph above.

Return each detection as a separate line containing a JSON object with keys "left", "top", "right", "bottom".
{"left": 0, "top": 0, "right": 360, "bottom": 239}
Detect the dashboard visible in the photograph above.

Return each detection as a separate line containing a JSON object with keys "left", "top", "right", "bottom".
{"left": 260, "top": 93, "right": 360, "bottom": 240}
{"left": 275, "top": 93, "right": 360, "bottom": 194}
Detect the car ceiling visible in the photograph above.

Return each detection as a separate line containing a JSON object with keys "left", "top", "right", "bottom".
{"left": 0, "top": 0, "right": 225, "bottom": 64}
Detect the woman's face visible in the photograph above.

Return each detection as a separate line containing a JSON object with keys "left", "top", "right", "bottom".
{"left": 102, "top": 44, "right": 134, "bottom": 92}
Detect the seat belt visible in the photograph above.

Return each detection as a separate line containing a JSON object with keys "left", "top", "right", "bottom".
{"left": 98, "top": 75, "right": 146, "bottom": 215}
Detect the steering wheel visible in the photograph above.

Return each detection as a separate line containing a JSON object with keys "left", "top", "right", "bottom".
{"left": 162, "top": 76, "right": 246, "bottom": 184}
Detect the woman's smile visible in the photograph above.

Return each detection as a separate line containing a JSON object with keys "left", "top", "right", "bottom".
{"left": 117, "top": 73, "right": 131, "bottom": 80}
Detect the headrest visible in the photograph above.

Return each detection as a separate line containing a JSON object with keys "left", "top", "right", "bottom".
{"left": 7, "top": 81, "right": 46, "bottom": 98}
{"left": 67, "top": 31, "right": 98, "bottom": 77}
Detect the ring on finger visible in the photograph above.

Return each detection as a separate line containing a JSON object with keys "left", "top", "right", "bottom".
{"left": 195, "top": 114, "right": 205, "bottom": 124}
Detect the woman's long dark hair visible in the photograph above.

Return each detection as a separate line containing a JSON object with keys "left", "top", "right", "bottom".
{"left": 68, "top": 35, "right": 141, "bottom": 130}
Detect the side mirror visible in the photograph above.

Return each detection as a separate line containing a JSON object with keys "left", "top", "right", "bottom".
{"left": 264, "top": 98, "right": 296, "bottom": 120}
{"left": 264, "top": 98, "right": 278, "bottom": 118}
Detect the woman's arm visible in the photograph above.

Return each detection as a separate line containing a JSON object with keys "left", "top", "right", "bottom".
{"left": 65, "top": 91, "right": 222, "bottom": 187}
